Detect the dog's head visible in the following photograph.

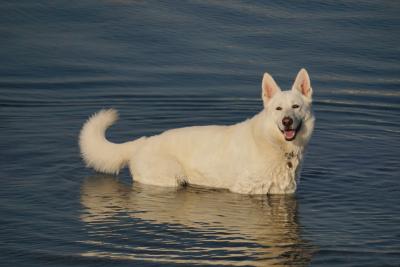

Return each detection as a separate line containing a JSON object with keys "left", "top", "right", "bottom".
{"left": 261, "top": 69, "right": 314, "bottom": 144}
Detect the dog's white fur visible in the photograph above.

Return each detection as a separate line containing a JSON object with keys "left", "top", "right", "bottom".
{"left": 80, "top": 69, "right": 315, "bottom": 194}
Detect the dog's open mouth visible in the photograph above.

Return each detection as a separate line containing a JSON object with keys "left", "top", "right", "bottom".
{"left": 280, "top": 121, "right": 302, "bottom": 141}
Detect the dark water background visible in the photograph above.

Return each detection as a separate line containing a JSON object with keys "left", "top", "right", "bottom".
{"left": 1, "top": 1, "right": 400, "bottom": 266}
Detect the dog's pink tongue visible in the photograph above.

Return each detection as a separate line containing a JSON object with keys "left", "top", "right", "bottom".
{"left": 284, "top": 130, "right": 296, "bottom": 139}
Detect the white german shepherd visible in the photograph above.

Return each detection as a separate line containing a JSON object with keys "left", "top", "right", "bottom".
{"left": 80, "top": 69, "right": 314, "bottom": 194}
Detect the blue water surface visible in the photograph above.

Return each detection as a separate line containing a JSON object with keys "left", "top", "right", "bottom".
{"left": 1, "top": 1, "right": 399, "bottom": 266}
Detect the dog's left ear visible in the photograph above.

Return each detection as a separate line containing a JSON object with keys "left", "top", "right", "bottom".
{"left": 292, "top": 68, "right": 312, "bottom": 101}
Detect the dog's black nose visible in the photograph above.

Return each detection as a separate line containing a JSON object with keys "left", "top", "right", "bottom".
{"left": 282, "top": 117, "right": 293, "bottom": 127}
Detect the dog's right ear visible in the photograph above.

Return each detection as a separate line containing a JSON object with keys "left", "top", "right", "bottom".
{"left": 262, "top": 72, "right": 280, "bottom": 105}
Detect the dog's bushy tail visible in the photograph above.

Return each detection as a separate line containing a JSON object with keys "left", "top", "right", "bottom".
{"left": 79, "top": 109, "right": 142, "bottom": 174}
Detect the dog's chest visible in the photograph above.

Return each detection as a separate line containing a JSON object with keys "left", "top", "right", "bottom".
{"left": 231, "top": 149, "right": 303, "bottom": 194}
{"left": 269, "top": 151, "right": 302, "bottom": 193}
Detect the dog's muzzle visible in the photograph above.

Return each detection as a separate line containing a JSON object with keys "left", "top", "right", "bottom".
{"left": 280, "top": 120, "right": 302, "bottom": 141}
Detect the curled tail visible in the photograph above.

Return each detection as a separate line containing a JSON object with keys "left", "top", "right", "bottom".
{"left": 79, "top": 109, "right": 142, "bottom": 174}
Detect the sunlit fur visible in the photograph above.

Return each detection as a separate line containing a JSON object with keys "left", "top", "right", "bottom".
{"left": 79, "top": 69, "right": 315, "bottom": 194}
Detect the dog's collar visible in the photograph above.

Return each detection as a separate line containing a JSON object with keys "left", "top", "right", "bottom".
{"left": 285, "top": 151, "right": 295, "bottom": 161}
{"left": 284, "top": 151, "right": 299, "bottom": 169}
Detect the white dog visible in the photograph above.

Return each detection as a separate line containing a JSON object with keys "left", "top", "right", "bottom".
{"left": 80, "top": 69, "right": 314, "bottom": 194}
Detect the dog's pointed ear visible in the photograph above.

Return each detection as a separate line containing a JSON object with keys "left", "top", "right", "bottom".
{"left": 292, "top": 68, "right": 312, "bottom": 101}
{"left": 292, "top": 68, "right": 312, "bottom": 100}
{"left": 262, "top": 72, "right": 280, "bottom": 105}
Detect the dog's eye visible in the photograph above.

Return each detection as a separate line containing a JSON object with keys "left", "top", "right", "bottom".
{"left": 292, "top": 104, "right": 299, "bottom": 109}
{"left": 276, "top": 107, "right": 282, "bottom": 111}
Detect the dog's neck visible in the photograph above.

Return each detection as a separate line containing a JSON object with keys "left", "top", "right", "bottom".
{"left": 277, "top": 140, "right": 304, "bottom": 166}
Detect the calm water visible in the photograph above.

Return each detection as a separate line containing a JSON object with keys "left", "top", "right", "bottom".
{"left": 1, "top": 1, "right": 400, "bottom": 266}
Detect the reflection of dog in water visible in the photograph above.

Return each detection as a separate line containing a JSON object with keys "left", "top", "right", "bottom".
{"left": 79, "top": 69, "right": 314, "bottom": 194}
{"left": 80, "top": 175, "right": 314, "bottom": 266}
